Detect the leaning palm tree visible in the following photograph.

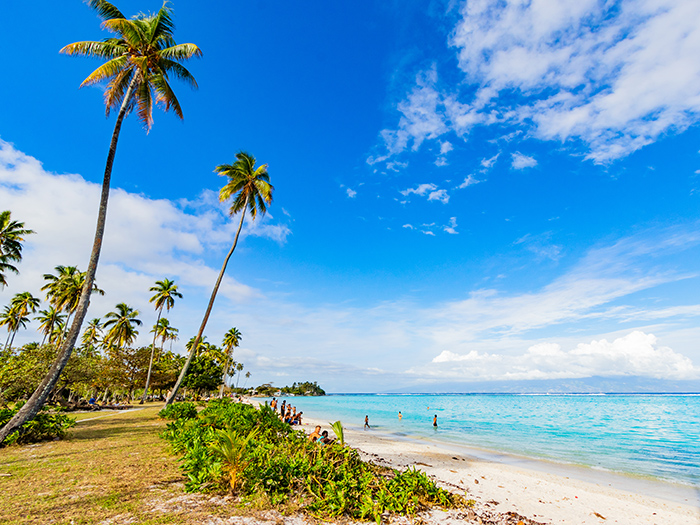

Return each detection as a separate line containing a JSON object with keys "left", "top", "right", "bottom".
{"left": 166, "top": 153, "right": 274, "bottom": 405}
{"left": 219, "top": 327, "right": 242, "bottom": 398}
{"left": 0, "top": 0, "right": 201, "bottom": 443}
{"left": 0, "top": 211, "right": 35, "bottom": 288}
{"left": 103, "top": 303, "right": 142, "bottom": 350}
{"left": 3, "top": 292, "right": 41, "bottom": 349}
{"left": 141, "top": 279, "right": 182, "bottom": 403}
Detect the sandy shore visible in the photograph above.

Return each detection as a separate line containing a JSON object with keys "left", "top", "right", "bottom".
{"left": 285, "top": 407, "right": 699, "bottom": 525}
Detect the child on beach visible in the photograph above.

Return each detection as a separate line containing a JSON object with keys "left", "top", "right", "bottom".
{"left": 364, "top": 415, "right": 370, "bottom": 429}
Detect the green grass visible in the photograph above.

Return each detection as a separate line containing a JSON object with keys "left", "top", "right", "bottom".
{"left": 0, "top": 404, "right": 236, "bottom": 524}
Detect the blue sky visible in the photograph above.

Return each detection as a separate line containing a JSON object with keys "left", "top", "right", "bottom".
{"left": 2, "top": 0, "right": 700, "bottom": 392}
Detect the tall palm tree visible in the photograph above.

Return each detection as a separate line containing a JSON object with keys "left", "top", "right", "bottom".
{"left": 2, "top": 292, "right": 41, "bottom": 350}
{"left": 35, "top": 307, "right": 67, "bottom": 346}
{"left": 0, "top": 0, "right": 201, "bottom": 443}
{"left": 219, "top": 327, "right": 242, "bottom": 398}
{"left": 103, "top": 303, "right": 142, "bottom": 350}
{"left": 151, "top": 317, "right": 177, "bottom": 357}
{"left": 0, "top": 211, "right": 34, "bottom": 288}
{"left": 166, "top": 153, "right": 273, "bottom": 405}
{"left": 141, "top": 279, "right": 182, "bottom": 403}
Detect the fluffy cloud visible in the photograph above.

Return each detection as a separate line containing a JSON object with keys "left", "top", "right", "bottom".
{"left": 377, "top": 0, "right": 700, "bottom": 163}
{"left": 456, "top": 175, "right": 480, "bottom": 189}
{"left": 443, "top": 217, "right": 458, "bottom": 235}
{"left": 428, "top": 331, "right": 698, "bottom": 380}
{"left": 346, "top": 188, "right": 357, "bottom": 198}
{"left": 511, "top": 152, "right": 537, "bottom": 170}
{"left": 400, "top": 183, "right": 450, "bottom": 203}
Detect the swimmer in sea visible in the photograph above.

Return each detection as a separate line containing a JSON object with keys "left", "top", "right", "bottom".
{"left": 398, "top": 411, "right": 402, "bottom": 420}
{"left": 433, "top": 414, "right": 438, "bottom": 427}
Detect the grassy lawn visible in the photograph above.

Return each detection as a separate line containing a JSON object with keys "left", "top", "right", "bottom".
{"left": 0, "top": 404, "right": 234, "bottom": 524}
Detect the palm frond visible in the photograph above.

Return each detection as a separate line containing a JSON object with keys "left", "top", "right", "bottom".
{"left": 157, "top": 59, "right": 198, "bottom": 89}
{"left": 86, "top": 0, "right": 125, "bottom": 22}
{"left": 60, "top": 40, "right": 126, "bottom": 58}
{"left": 79, "top": 56, "right": 128, "bottom": 87}
{"left": 135, "top": 71, "right": 154, "bottom": 129}
{"left": 103, "top": 18, "right": 146, "bottom": 47}
{"left": 150, "top": 2, "right": 175, "bottom": 42}
{"left": 159, "top": 43, "right": 203, "bottom": 62}
{"left": 104, "top": 67, "right": 135, "bottom": 116}
{"left": 152, "top": 74, "right": 183, "bottom": 119}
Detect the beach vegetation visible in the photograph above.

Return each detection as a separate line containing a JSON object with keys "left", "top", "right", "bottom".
{"left": 330, "top": 420, "right": 345, "bottom": 445}
{"left": 161, "top": 398, "right": 463, "bottom": 522}
{"left": 0, "top": 402, "right": 75, "bottom": 445}
{"left": 0, "top": 0, "right": 201, "bottom": 444}
{"left": 166, "top": 153, "right": 274, "bottom": 405}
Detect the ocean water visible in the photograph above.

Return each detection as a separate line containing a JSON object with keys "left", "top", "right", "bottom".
{"left": 272, "top": 394, "right": 700, "bottom": 487}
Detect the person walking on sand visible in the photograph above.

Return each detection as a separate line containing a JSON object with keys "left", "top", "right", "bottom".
{"left": 433, "top": 414, "right": 438, "bottom": 428}
{"left": 364, "top": 415, "right": 370, "bottom": 430}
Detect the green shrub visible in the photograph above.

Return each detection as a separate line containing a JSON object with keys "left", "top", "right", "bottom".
{"left": 158, "top": 401, "right": 198, "bottom": 420}
{"left": 160, "top": 398, "right": 463, "bottom": 521}
{"left": 0, "top": 403, "right": 76, "bottom": 446}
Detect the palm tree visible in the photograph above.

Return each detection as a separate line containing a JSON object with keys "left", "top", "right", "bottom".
{"left": 0, "top": 211, "right": 35, "bottom": 288}
{"left": 81, "top": 318, "right": 103, "bottom": 349}
{"left": 41, "top": 266, "right": 105, "bottom": 344}
{"left": 103, "top": 303, "right": 142, "bottom": 350}
{"left": 0, "top": 0, "right": 201, "bottom": 443}
{"left": 219, "top": 327, "right": 242, "bottom": 398}
{"left": 151, "top": 317, "right": 177, "bottom": 358}
{"left": 166, "top": 153, "right": 273, "bottom": 405}
{"left": 141, "top": 279, "right": 182, "bottom": 403}
{"left": 35, "top": 307, "right": 67, "bottom": 345}
{"left": 2, "top": 292, "right": 41, "bottom": 349}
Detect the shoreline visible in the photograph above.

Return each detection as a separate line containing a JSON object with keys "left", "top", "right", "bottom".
{"left": 254, "top": 398, "right": 700, "bottom": 524}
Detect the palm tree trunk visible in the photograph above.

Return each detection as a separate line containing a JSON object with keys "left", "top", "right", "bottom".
{"left": 140, "top": 308, "right": 162, "bottom": 404}
{"left": 0, "top": 76, "right": 139, "bottom": 445}
{"left": 8, "top": 328, "right": 18, "bottom": 350}
{"left": 165, "top": 196, "right": 249, "bottom": 406}
{"left": 218, "top": 351, "right": 231, "bottom": 398}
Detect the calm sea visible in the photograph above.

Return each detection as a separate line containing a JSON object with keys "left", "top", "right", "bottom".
{"left": 271, "top": 393, "right": 700, "bottom": 487}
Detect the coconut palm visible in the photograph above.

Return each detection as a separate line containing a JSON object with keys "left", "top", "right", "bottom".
{"left": 166, "top": 153, "right": 273, "bottom": 405}
{"left": 41, "top": 266, "right": 105, "bottom": 345}
{"left": 0, "top": 1, "right": 201, "bottom": 443}
{"left": 0, "top": 211, "right": 34, "bottom": 288}
{"left": 35, "top": 307, "right": 67, "bottom": 346}
{"left": 151, "top": 317, "right": 177, "bottom": 358}
{"left": 141, "top": 279, "right": 182, "bottom": 403}
{"left": 81, "top": 318, "right": 103, "bottom": 349}
{"left": 1, "top": 292, "right": 39, "bottom": 350}
{"left": 219, "top": 327, "right": 242, "bottom": 397}
{"left": 103, "top": 303, "right": 142, "bottom": 350}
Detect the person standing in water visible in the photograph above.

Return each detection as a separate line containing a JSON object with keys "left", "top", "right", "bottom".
{"left": 398, "top": 411, "right": 402, "bottom": 420}
{"left": 433, "top": 414, "right": 438, "bottom": 428}
{"left": 364, "top": 415, "right": 370, "bottom": 429}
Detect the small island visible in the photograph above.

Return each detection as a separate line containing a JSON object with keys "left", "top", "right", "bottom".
{"left": 253, "top": 381, "right": 326, "bottom": 396}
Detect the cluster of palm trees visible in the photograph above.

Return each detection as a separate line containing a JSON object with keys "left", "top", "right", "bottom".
{"left": 0, "top": 0, "right": 275, "bottom": 443}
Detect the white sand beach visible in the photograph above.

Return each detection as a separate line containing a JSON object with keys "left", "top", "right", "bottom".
{"left": 298, "top": 411, "right": 700, "bottom": 525}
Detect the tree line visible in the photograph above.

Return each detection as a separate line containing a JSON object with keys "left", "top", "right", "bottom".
{"left": 0, "top": 0, "right": 273, "bottom": 444}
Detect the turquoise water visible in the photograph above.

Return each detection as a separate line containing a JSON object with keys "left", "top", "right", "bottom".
{"left": 273, "top": 394, "right": 700, "bottom": 487}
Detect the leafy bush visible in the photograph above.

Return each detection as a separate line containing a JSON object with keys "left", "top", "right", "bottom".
{"left": 0, "top": 403, "right": 76, "bottom": 446}
{"left": 160, "top": 398, "right": 463, "bottom": 521}
{"left": 158, "top": 401, "right": 198, "bottom": 420}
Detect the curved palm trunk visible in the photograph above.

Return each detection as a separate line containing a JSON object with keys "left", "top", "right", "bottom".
{"left": 165, "top": 196, "right": 249, "bottom": 406}
{"left": 0, "top": 77, "right": 138, "bottom": 444}
{"left": 140, "top": 308, "right": 163, "bottom": 404}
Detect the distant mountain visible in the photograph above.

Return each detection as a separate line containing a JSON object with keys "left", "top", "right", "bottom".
{"left": 383, "top": 376, "right": 700, "bottom": 394}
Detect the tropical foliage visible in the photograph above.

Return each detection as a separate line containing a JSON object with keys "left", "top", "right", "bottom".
{"left": 0, "top": 211, "right": 34, "bottom": 289}
{"left": 280, "top": 381, "right": 326, "bottom": 396}
{"left": 161, "top": 399, "right": 465, "bottom": 521}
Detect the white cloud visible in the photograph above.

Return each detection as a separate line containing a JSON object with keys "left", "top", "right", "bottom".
{"left": 346, "top": 188, "right": 357, "bottom": 198}
{"left": 456, "top": 174, "right": 480, "bottom": 189}
{"left": 428, "top": 331, "right": 698, "bottom": 381}
{"left": 443, "top": 217, "right": 458, "bottom": 234}
{"left": 511, "top": 152, "right": 537, "bottom": 169}
{"left": 434, "top": 157, "right": 448, "bottom": 167}
{"left": 439, "top": 141, "right": 453, "bottom": 154}
{"left": 480, "top": 153, "right": 499, "bottom": 169}
{"left": 400, "top": 183, "right": 437, "bottom": 197}
{"left": 428, "top": 189, "right": 450, "bottom": 204}
{"left": 402, "top": 224, "right": 415, "bottom": 230}
{"left": 377, "top": 0, "right": 700, "bottom": 163}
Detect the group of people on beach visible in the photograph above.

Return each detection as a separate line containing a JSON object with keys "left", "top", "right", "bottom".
{"left": 270, "top": 397, "right": 303, "bottom": 425}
